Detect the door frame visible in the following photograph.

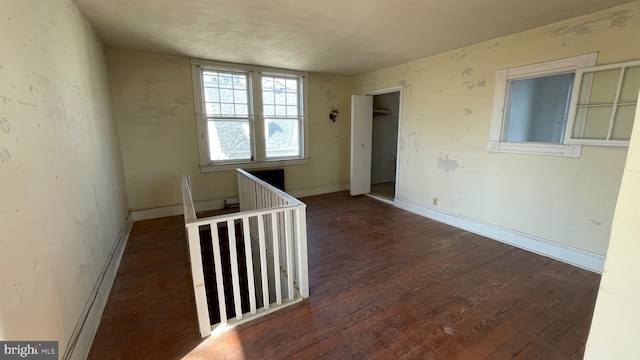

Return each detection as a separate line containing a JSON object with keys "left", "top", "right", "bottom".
{"left": 363, "top": 86, "right": 403, "bottom": 203}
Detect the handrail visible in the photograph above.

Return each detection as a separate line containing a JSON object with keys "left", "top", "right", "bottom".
{"left": 181, "top": 169, "right": 309, "bottom": 338}
{"left": 236, "top": 169, "right": 304, "bottom": 207}
{"left": 181, "top": 175, "right": 197, "bottom": 224}
{"left": 186, "top": 203, "right": 304, "bottom": 228}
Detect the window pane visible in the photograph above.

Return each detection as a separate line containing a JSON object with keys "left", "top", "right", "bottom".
{"left": 275, "top": 105, "right": 287, "bottom": 116}
{"left": 611, "top": 104, "right": 636, "bottom": 140}
{"left": 207, "top": 120, "right": 251, "bottom": 161}
{"left": 265, "top": 119, "right": 300, "bottom": 158}
{"left": 275, "top": 92, "right": 286, "bottom": 105}
{"left": 263, "top": 91, "right": 274, "bottom": 105}
{"left": 202, "top": 74, "right": 218, "bottom": 87}
{"left": 233, "top": 75, "right": 247, "bottom": 89}
{"left": 262, "top": 77, "right": 274, "bottom": 91}
{"left": 219, "top": 89, "right": 233, "bottom": 103}
{"left": 235, "top": 104, "right": 248, "bottom": 116}
{"left": 220, "top": 103, "right": 234, "bottom": 116}
{"left": 263, "top": 105, "right": 275, "bottom": 116}
{"left": 204, "top": 88, "right": 219, "bottom": 103}
{"left": 287, "top": 106, "right": 298, "bottom": 117}
{"left": 286, "top": 79, "right": 298, "bottom": 92}
{"left": 274, "top": 78, "right": 286, "bottom": 91}
{"left": 620, "top": 66, "right": 640, "bottom": 103}
{"left": 205, "top": 102, "right": 220, "bottom": 116}
{"left": 286, "top": 93, "right": 298, "bottom": 106}
{"left": 573, "top": 106, "right": 612, "bottom": 140}
{"left": 234, "top": 90, "right": 247, "bottom": 104}
{"left": 578, "top": 69, "right": 619, "bottom": 105}
{"left": 503, "top": 73, "right": 574, "bottom": 143}
{"left": 200, "top": 70, "right": 249, "bottom": 120}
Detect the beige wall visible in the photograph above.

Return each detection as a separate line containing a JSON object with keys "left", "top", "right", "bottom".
{"left": 350, "top": 3, "right": 640, "bottom": 255}
{"left": 0, "top": 0, "right": 128, "bottom": 355}
{"left": 584, "top": 87, "right": 640, "bottom": 359}
{"left": 108, "top": 49, "right": 351, "bottom": 210}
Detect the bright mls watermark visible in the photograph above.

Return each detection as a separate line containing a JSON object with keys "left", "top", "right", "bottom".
{"left": 1, "top": 342, "right": 57, "bottom": 359}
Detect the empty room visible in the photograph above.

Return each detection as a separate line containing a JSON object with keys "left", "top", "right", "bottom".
{"left": 2, "top": 0, "right": 640, "bottom": 359}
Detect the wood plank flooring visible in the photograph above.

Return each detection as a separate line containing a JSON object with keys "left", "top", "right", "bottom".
{"left": 88, "top": 191, "right": 600, "bottom": 359}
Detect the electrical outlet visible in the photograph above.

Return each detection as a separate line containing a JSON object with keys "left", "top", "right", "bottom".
{"left": 433, "top": 197, "right": 438, "bottom": 206}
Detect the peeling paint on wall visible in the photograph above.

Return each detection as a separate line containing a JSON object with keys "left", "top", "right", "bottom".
{"left": 590, "top": 219, "right": 603, "bottom": 226}
{"left": 462, "top": 66, "right": 473, "bottom": 77}
{"left": 325, "top": 88, "right": 335, "bottom": 102}
{"left": 610, "top": 10, "right": 633, "bottom": 28}
{"left": 0, "top": 148, "right": 11, "bottom": 164}
{"left": 0, "top": 117, "right": 10, "bottom": 133}
{"left": 464, "top": 108, "right": 474, "bottom": 115}
{"left": 437, "top": 155, "right": 459, "bottom": 173}
{"left": 174, "top": 94, "right": 189, "bottom": 105}
{"left": 398, "top": 79, "right": 411, "bottom": 88}
{"left": 553, "top": 24, "right": 592, "bottom": 36}
{"left": 552, "top": 9, "right": 633, "bottom": 36}
{"left": 449, "top": 53, "right": 467, "bottom": 61}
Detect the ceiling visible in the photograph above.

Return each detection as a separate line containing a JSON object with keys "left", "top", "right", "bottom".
{"left": 73, "top": 0, "right": 635, "bottom": 76}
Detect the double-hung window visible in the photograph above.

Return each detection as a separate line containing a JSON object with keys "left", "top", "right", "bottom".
{"left": 488, "top": 53, "right": 640, "bottom": 157}
{"left": 192, "top": 59, "right": 308, "bottom": 171}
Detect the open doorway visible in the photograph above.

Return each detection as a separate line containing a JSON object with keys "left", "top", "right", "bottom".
{"left": 350, "top": 88, "right": 401, "bottom": 202}
{"left": 370, "top": 92, "right": 400, "bottom": 200}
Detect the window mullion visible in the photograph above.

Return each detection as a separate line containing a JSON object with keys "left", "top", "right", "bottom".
{"left": 606, "top": 67, "right": 627, "bottom": 140}
{"left": 252, "top": 71, "right": 266, "bottom": 162}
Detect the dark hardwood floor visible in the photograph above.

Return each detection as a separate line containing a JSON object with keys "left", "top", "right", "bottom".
{"left": 88, "top": 191, "right": 600, "bottom": 359}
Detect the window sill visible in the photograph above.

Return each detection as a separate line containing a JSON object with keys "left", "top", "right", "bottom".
{"left": 487, "top": 141, "right": 582, "bottom": 158}
{"left": 200, "top": 158, "right": 310, "bottom": 173}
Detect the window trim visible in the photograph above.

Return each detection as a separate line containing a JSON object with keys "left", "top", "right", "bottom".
{"left": 488, "top": 53, "right": 598, "bottom": 158}
{"left": 564, "top": 59, "right": 640, "bottom": 147}
{"left": 191, "top": 58, "right": 309, "bottom": 172}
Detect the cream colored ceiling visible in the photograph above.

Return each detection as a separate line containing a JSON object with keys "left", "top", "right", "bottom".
{"left": 73, "top": 0, "right": 634, "bottom": 75}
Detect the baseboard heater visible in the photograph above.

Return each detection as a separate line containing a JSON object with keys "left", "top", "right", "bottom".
{"left": 249, "top": 168, "right": 285, "bottom": 191}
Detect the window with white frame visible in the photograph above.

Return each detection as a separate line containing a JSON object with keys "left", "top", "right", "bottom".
{"left": 488, "top": 53, "right": 597, "bottom": 158}
{"left": 192, "top": 59, "right": 308, "bottom": 171}
{"left": 565, "top": 60, "right": 640, "bottom": 146}
{"left": 489, "top": 54, "right": 640, "bottom": 157}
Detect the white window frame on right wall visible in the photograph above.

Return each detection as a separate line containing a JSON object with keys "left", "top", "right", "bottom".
{"left": 565, "top": 59, "right": 640, "bottom": 147}
{"left": 488, "top": 53, "right": 597, "bottom": 158}
{"left": 489, "top": 53, "right": 640, "bottom": 157}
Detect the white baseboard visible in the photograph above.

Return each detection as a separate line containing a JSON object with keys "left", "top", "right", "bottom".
{"left": 394, "top": 198, "right": 605, "bottom": 273}
{"left": 287, "top": 183, "right": 349, "bottom": 199}
{"left": 64, "top": 215, "right": 134, "bottom": 360}
{"left": 130, "top": 197, "right": 239, "bottom": 221}
{"left": 131, "top": 183, "right": 349, "bottom": 222}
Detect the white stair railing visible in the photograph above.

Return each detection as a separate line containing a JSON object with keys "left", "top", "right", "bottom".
{"left": 182, "top": 170, "right": 308, "bottom": 337}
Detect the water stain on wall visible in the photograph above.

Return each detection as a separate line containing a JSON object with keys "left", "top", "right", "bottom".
{"left": 0, "top": 117, "right": 10, "bottom": 133}
{"left": 610, "top": 10, "right": 633, "bottom": 28}
{"left": 437, "top": 155, "right": 459, "bottom": 173}
{"left": 138, "top": 103, "right": 178, "bottom": 121}
{"left": 0, "top": 148, "right": 11, "bottom": 164}
{"left": 326, "top": 88, "right": 335, "bottom": 102}
{"left": 174, "top": 94, "right": 190, "bottom": 105}
{"left": 552, "top": 9, "right": 633, "bottom": 36}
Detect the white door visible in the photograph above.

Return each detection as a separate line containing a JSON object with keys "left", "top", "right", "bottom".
{"left": 350, "top": 95, "right": 373, "bottom": 196}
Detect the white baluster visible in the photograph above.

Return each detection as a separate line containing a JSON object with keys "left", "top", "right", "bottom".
{"left": 227, "top": 219, "right": 243, "bottom": 320}
{"left": 211, "top": 222, "right": 228, "bottom": 324}
{"left": 242, "top": 217, "right": 257, "bottom": 315}
{"left": 257, "top": 215, "right": 270, "bottom": 310}
{"left": 271, "top": 213, "right": 282, "bottom": 305}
